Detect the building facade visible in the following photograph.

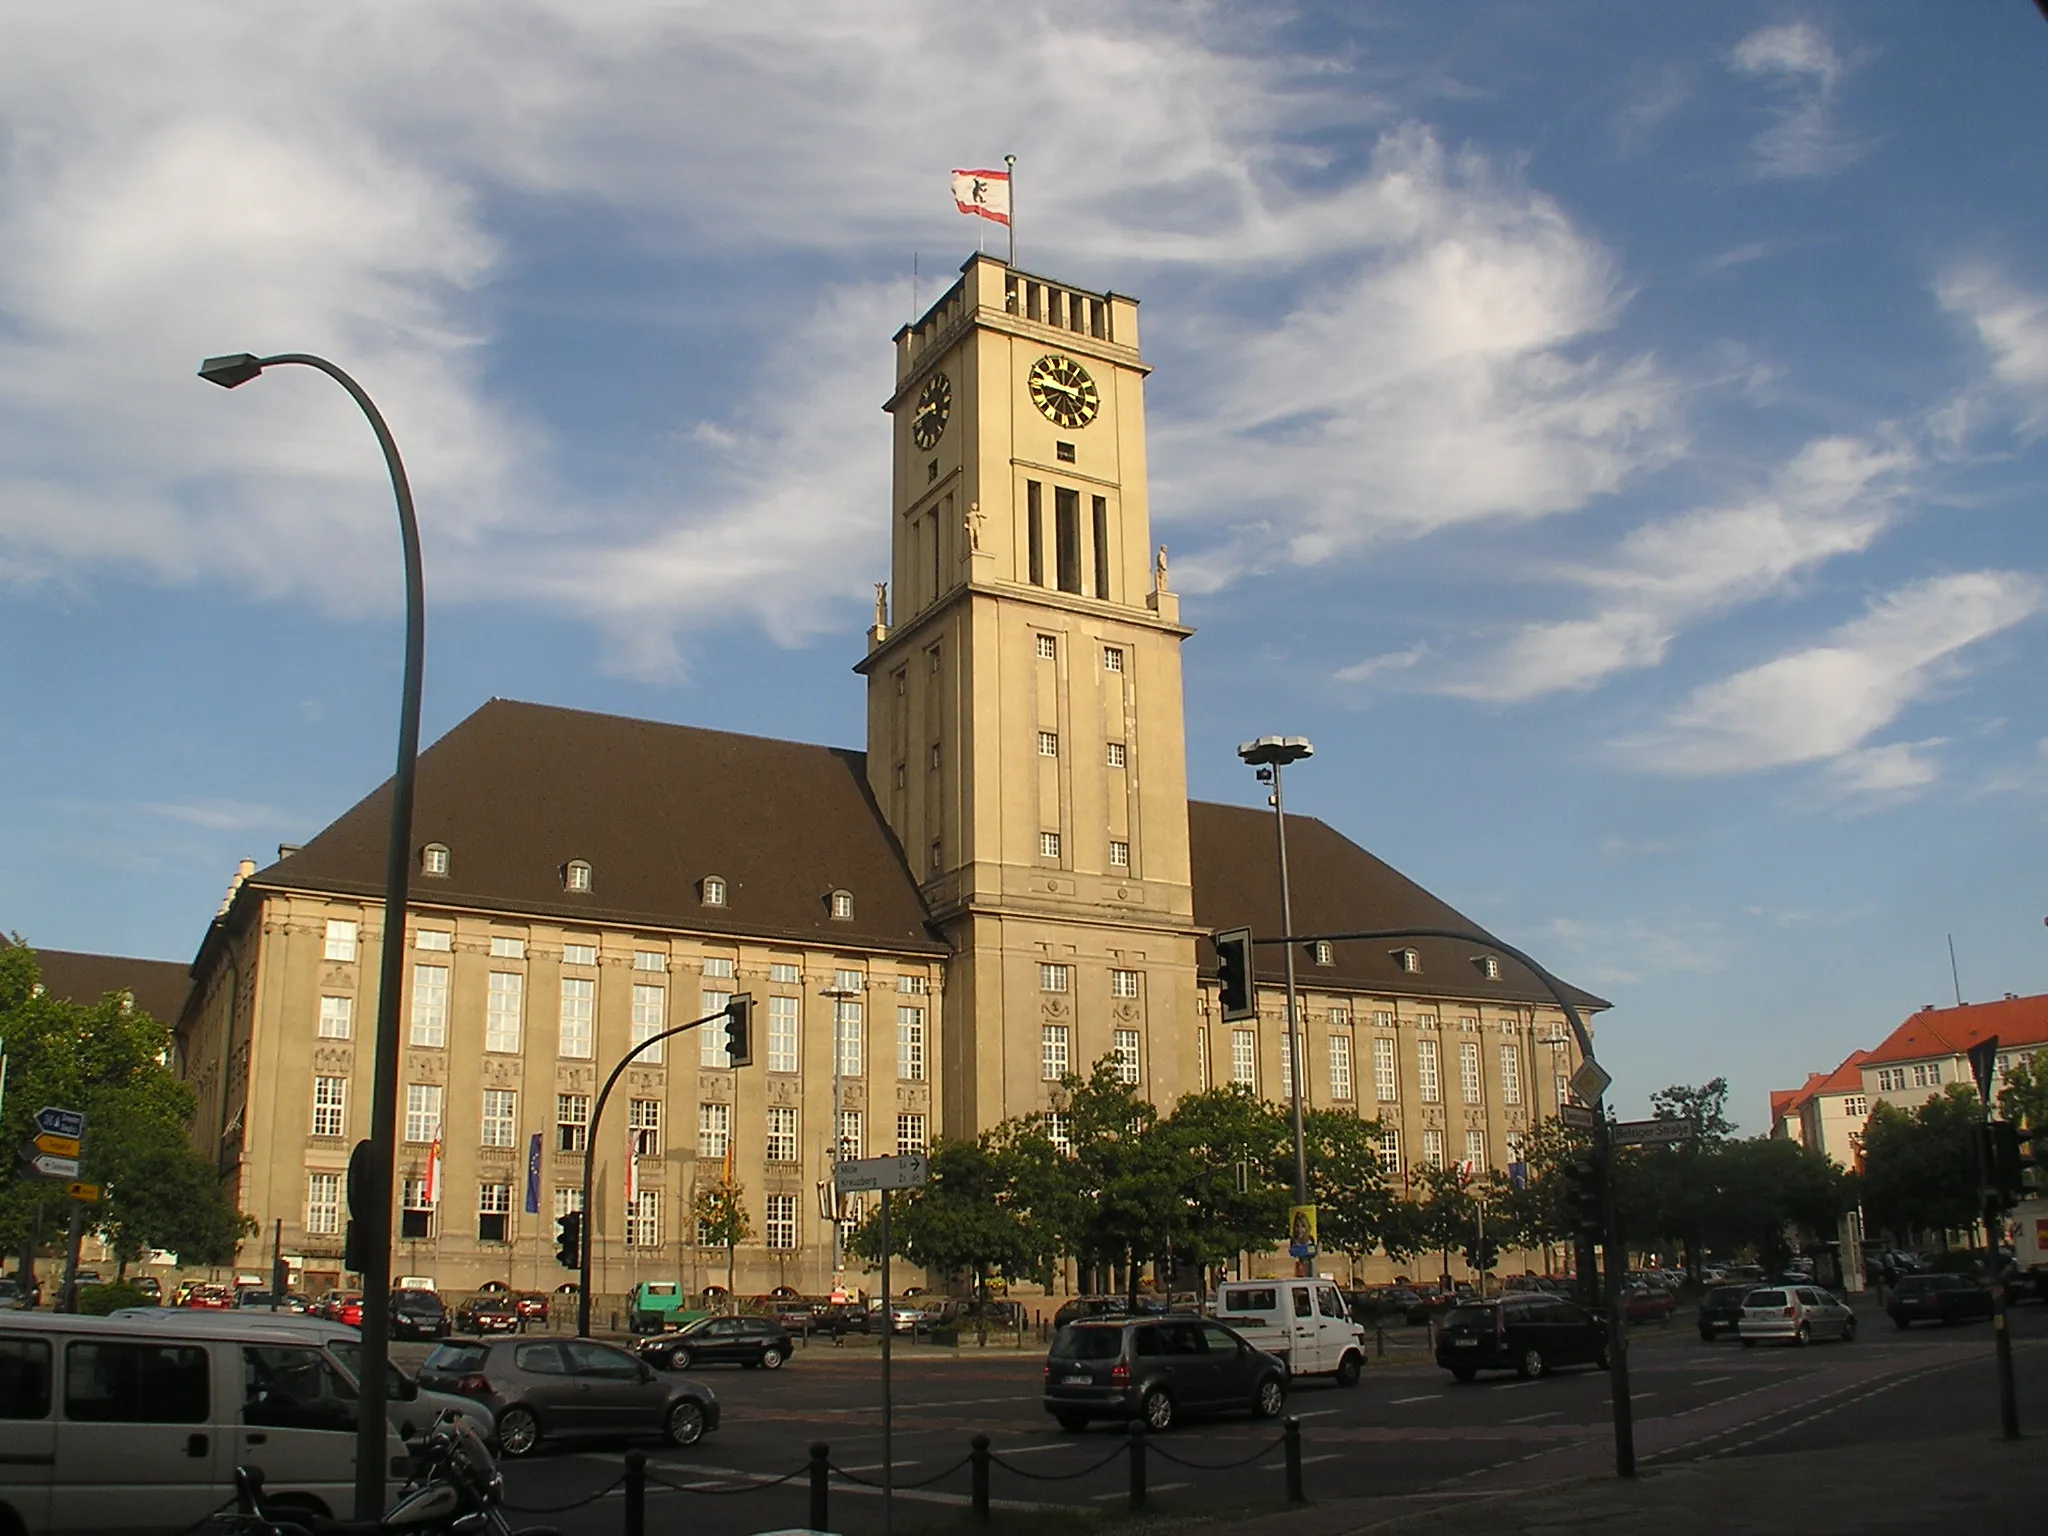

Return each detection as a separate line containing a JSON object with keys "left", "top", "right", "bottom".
{"left": 175, "top": 255, "right": 1602, "bottom": 1297}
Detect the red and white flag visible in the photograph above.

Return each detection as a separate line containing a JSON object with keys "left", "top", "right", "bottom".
{"left": 423, "top": 1138, "right": 443, "bottom": 1207}
{"left": 625, "top": 1151, "right": 640, "bottom": 1206}
{"left": 951, "top": 168, "right": 1011, "bottom": 226}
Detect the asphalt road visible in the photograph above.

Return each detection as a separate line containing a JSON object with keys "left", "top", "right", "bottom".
{"left": 465, "top": 1298, "right": 2047, "bottom": 1536}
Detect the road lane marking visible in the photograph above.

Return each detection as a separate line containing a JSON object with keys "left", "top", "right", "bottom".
{"left": 1631, "top": 1392, "right": 1657, "bottom": 1399}
{"left": 1693, "top": 1375, "right": 1732, "bottom": 1386}
{"left": 1092, "top": 1483, "right": 1188, "bottom": 1499}
{"left": 840, "top": 1460, "right": 920, "bottom": 1472}
{"left": 1291, "top": 1408, "right": 1342, "bottom": 1417}
{"left": 1505, "top": 1410, "right": 1558, "bottom": 1423}
{"left": 995, "top": 1442, "right": 1079, "bottom": 1456}
{"left": 1259, "top": 1454, "right": 1341, "bottom": 1469}
{"left": 1390, "top": 1394, "right": 1441, "bottom": 1404}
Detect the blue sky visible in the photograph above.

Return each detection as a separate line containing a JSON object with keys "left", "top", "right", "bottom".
{"left": 3, "top": 2, "right": 2045, "bottom": 1129}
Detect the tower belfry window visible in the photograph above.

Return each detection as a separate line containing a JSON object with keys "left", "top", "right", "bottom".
{"left": 1027, "top": 482, "right": 1045, "bottom": 586}
{"left": 1092, "top": 497, "right": 1110, "bottom": 599}
{"left": 1055, "top": 488, "right": 1082, "bottom": 594}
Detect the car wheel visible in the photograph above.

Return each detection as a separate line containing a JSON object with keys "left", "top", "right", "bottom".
{"left": 1595, "top": 1343, "right": 1612, "bottom": 1372}
{"left": 1141, "top": 1389, "right": 1175, "bottom": 1431}
{"left": 1334, "top": 1352, "right": 1363, "bottom": 1388}
{"left": 1055, "top": 1413, "right": 1089, "bottom": 1433}
{"left": 496, "top": 1407, "right": 541, "bottom": 1458}
{"left": 669, "top": 1347, "right": 693, "bottom": 1371}
{"left": 1515, "top": 1348, "right": 1546, "bottom": 1381}
{"left": 1451, "top": 1366, "right": 1477, "bottom": 1383}
{"left": 760, "top": 1347, "right": 786, "bottom": 1371}
{"left": 1841, "top": 1316, "right": 1856, "bottom": 1342}
{"left": 665, "top": 1399, "right": 706, "bottom": 1448}
{"left": 1794, "top": 1324, "right": 1811, "bottom": 1347}
{"left": 1741, "top": 1338, "right": 1756, "bottom": 1349}
{"left": 1254, "top": 1374, "right": 1286, "bottom": 1419}
{"left": 1698, "top": 1326, "right": 1715, "bottom": 1343}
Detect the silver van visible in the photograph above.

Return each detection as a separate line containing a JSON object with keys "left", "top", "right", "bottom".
{"left": 0, "top": 1310, "right": 406, "bottom": 1536}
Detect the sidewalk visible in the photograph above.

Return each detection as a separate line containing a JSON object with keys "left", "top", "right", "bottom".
{"left": 1195, "top": 1431, "right": 2046, "bottom": 1536}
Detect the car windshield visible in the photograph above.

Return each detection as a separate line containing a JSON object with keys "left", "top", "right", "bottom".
{"left": 424, "top": 1342, "right": 491, "bottom": 1373}
{"left": 395, "top": 1290, "right": 439, "bottom": 1306}
{"left": 1443, "top": 1306, "right": 1495, "bottom": 1329}
{"left": 1747, "top": 1290, "right": 1787, "bottom": 1307}
{"left": 1051, "top": 1326, "right": 1124, "bottom": 1360}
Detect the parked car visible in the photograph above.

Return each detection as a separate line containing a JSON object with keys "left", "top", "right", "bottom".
{"left": 418, "top": 1335, "right": 720, "bottom": 1457}
{"left": 1697, "top": 1284, "right": 1756, "bottom": 1341}
{"left": 639, "top": 1315, "right": 794, "bottom": 1371}
{"left": 0, "top": 1278, "right": 33, "bottom": 1310}
{"left": 389, "top": 1287, "right": 451, "bottom": 1340}
{"left": 1738, "top": 1285, "right": 1856, "bottom": 1346}
{"left": 181, "top": 1284, "right": 234, "bottom": 1310}
{"left": 1042, "top": 1316, "right": 1287, "bottom": 1432}
{"left": 1886, "top": 1273, "right": 1995, "bottom": 1328}
{"left": 1624, "top": 1285, "right": 1678, "bottom": 1325}
{"left": 455, "top": 1295, "right": 523, "bottom": 1335}
{"left": 513, "top": 1291, "right": 551, "bottom": 1326}
{"left": 333, "top": 1293, "right": 365, "bottom": 1328}
{"left": 1434, "top": 1295, "right": 1610, "bottom": 1382}
{"left": 1210, "top": 1278, "right": 1366, "bottom": 1386}
{"left": 129, "top": 1277, "right": 161, "bottom": 1302}
{"left": 1052, "top": 1295, "right": 1172, "bottom": 1329}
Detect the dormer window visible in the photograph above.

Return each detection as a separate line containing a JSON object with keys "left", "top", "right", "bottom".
{"left": 1395, "top": 948, "right": 1422, "bottom": 974}
{"left": 421, "top": 843, "right": 450, "bottom": 877}
{"left": 564, "top": 860, "right": 593, "bottom": 894}
{"left": 1474, "top": 956, "right": 1502, "bottom": 981}
{"left": 1312, "top": 940, "right": 1334, "bottom": 967}
{"left": 829, "top": 889, "right": 855, "bottom": 921}
{"left": 701, "top": 875, "right": 727, "bottom": 908}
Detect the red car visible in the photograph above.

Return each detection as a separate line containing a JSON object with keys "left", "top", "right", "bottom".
{"left": 1625, "top": 1285, "right": 1677, "bottom": 1324}
{"left": 332, "top": 1292, "right": 365, "bottom": 1328}
{"left": 513, "top": 1292, "right": 550, "bottom": 1326}
{"left": 183, "top": 1284, "right": 234, "bottom": 1311}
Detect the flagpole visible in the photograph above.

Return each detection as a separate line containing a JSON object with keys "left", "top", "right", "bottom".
{"left": 1005, "top": 153, "right": 1016, "bottom": 267}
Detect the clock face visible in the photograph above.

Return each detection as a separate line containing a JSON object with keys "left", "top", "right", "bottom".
{"left": 1028, "top": 354, "right": 1100, "bottom": 430}
{"left": 912, "top": 372, "right": 951, "bottom": 450}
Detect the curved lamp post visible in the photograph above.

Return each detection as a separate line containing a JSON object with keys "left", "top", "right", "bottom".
{"left": 200, "top": 353, "right": 425, "bottom": 1521}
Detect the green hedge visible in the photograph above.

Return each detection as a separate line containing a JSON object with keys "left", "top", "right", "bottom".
{"left": 77, "top": 1283, "right": 156, "bottom": 1315}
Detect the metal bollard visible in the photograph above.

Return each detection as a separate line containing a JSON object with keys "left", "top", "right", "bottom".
{"left": 970, "top": 1433, "right": 991, "bottom": 1522}
{"left": 1376, "top": 1322, "right": 1387, "bottom": 1357}
{"left": 624, "top": 1449, "right": 646, "bottom": 1536}
{"left": 1283, "top": 1416, "right": 1304, "bottom": 1503}
{"left": 1127, "top": 1421, "right": 1147, "bottom": 1511}
{"left": 808, "top": 1441, "right": 830, "bottom": 1533}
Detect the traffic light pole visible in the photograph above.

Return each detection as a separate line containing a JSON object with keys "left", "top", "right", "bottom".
{"left": 1987, "top": 1187, "right": 2020, "bottom": 1440}
{"left": 1246, "top": 923, "right": 1636, "bottom": 1478}
{"left": 578, "top": 999, "right": 752, "bottom": 1336}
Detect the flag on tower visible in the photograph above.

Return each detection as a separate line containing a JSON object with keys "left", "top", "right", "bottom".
{"left": 951, "top": 168, "right": 1011, "bottom": 226}
{"left": 625, "top": 1150, "right": 639, "bottom": 1206}
{"left": 423, "top": 1138, "right": 443, "bottom": 1207}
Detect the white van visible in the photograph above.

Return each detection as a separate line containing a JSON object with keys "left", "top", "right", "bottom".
{"left": 1212, "top": 1278, "right": 1367, "bottom": 1385}
{"left": 0, "top": 1311, "right": 405, "bottom": 1536}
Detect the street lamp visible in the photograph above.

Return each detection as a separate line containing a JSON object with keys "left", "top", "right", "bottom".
{"left": 819, "top": 984, "right": 862, "bottom": 1286}
{"left": 1237, "top": 735, "right": 1313, "bottom": 1256}
{"left": 200, "top": 352, "right": 424, "bottom": 1523}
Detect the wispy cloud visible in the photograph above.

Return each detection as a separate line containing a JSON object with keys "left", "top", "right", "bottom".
{"left": 1936, "top": 264, "right": 2048, "bottom": 439}
{"left": 1621, "top": 570, "right": 2044, "bottom": 777}
{"left": 1727, "top": 21, "right": 1867, "bottom": 180}
{"left": 142, "top": 798, "right": 296, "bottom": 832}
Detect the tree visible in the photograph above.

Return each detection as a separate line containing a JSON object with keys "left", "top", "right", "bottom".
{"left": 692, "top": 1179, "right": 752, "bottom": 1295}
{"left": 1154, "top": 1088, "right": 1290, "bottom": 1286}
{"left": 0, "top": 943, "right": 248, "bottom": 1275}
{"left": 1300, "top": 1108, "right": 1393, "bottom": 1268}
{"left": 1699, "top": 1137, "right": 1847, "bottom": 1271}
{"left": 1408, "top": 1165, "right": 1475, "bottom": 1284}
{"left": 1650, "top": 1079, "right": 1736, "bottom": 1141}
{"left": 1058, "top": 1063, "right": 1183, "bottom": 1302}
{"left": 1997, "top": 1050, "right": 2048, "bottom": 1133}
{"left": 1859, "top": 1084, "right": 1985, "bottom": 1247}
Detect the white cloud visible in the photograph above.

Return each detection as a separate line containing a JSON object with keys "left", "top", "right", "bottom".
{"left": 1937, "top": 264, "right": 2048, "bottom": 438}
{"left": 1622, "top": 571, "right": 2044, "bottom": 776}
{"left": 1334, "top": 642, "right": 1428, "bottom": 684}
{"left": 1443, "top": 435, "right": 1910, "bottom": 703}
{"left": 1727, "top": 22, "right": 1866, "bottom": 179}
{"left": 1826, "top": 740, "right": 1946, "bottom": 797}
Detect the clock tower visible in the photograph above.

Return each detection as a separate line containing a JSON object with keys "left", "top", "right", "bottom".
{"left": 858, "top": 254, "right": 1202, "bottom": 1138}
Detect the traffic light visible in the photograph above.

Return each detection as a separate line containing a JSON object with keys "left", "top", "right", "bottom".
{"left": 1562, "top": 1155, "right": 1602, "bottom": 1237}
{"left": 724, "top": 995, "right": 754, "bottom": 1068}
{"left": 1990, "top": 1121, "right": 2042, "bottom": 1203}
{"left": 1215, "top": 928, "right": 1257, "bottom": 1022}
{"left": 555, "top": 1211, "right": 583, "bottom": 1269}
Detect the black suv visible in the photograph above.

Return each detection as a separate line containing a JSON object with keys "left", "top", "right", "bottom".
{"left": 1697, "top": 1284, "right": 1756, "bottom": 1341}
{"left": 390, "top": 1288, "right": 451, "bottom": 1340}
{"left": 1435, "top": 1294, "right": 1608, "bottom": 1381}
{"left": 638, "top": 1315, "right": 795, "bottom": 1371}
{"left": 1043, "top": 1316, "right": 1286, "bottom": 1432}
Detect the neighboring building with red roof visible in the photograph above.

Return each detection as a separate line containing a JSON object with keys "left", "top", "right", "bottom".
{"left": 1860, "top": 993, "right": 2048, "bottom": 1112}
{"left": 1768, "top": 1053, "right": 1873, "bottom": 1168}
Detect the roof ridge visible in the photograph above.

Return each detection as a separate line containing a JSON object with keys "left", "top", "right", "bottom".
{"left": 473, "top": 696, "right": 866, "bottom": 761}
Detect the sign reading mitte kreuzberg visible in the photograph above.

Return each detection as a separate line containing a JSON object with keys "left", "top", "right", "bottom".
{"left": 1610, "top": 1117, "right": 1699, "bottom": 1148}
{"left": 833, "top": 1154, "right": 929, "bottom": 1193}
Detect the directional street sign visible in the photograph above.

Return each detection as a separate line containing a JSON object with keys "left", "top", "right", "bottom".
{"left": 1558, "top": 1103, "right": 1599, "bottom": 1130}
{"left": 833, "top": 1153, "right": 929, "bottom": 1193}
{"left": 1569, "top": 1060, "right": 1613, "bottom": 1106}
{"left": 30, "top": 1154, "right": 81, "bottom": 1180}
{"left": 65, "top": 1182, "right": 100, "bottom": 1202}
{"left": 1611, "top": 1117, "right": 1698, "bottom": 1148}
{"left": 33, "top": 1133, "right": 81, "bottom": 1159}
{"left": 35, "top": 1107, "right": 85, "bottom": 1139}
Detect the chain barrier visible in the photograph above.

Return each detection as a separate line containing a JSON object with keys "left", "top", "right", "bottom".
{"left": 501, "top": 1473, "right": 626, "bottom": 1514}
{"left": 1146, "top": 1428, "right": 1289, "bottom": 1471}
{"left": 983, "top": 1440, "right": 1131, "bottom": 1481}
{"left": 826, "top": 1452, "right": 974, "bottom": 1490}
{"left": 642, "top": 1464, "right": 810, "bottom": 1498}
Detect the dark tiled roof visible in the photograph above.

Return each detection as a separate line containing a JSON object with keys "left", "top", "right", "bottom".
{"left": 1186, "top": 801, "right": 1608, "bottom": 1014}
{"left": 1864, "top": 994, "right": 2048, "bottom": 1065}
{"left": 8, "top": 943, "right": 192, "bottom": 1025}
{"left": 249, "top": 699, "right": 945, "bottom": 956}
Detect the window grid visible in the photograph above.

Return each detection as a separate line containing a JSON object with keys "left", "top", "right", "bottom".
{"left": 703, "top": 957, "right": 736, "bottom": 980}
{"left": 769, "top": 962, "right": 802, "bottom": 985}
{"left": 1378, "top": 1129, "right": 1401, "bottom": 1174}
{"left": 1037, "top": 731, "right": 1059, "bottom": 757}
{"left": 1036, "top": 634, "right": 1057, "bottom": 659}
{"left": 1328, "top": 1034, "right": 1353, "bottom": 1100}
{"left": 312, "top": 1077, "right": 346, "bottom": 1139}
{"left": 1044, "top": 1112, "right": 1071, "bottom": 1155}
{"left": 324, "top": 919, "right": 358, "bottom": 962}
{"left": 1231, "top": 1029, "right": 1257, "bottom": 1088}
{"left": 1039, "top": 964, "right": 1070, "bottom": 993}
{"left": 1039, "top": 831, "right": 1062, "bottom": 859}
{"left": 1041, "top": 1025, "right": 1070, "bottom": 1081}
{"left": 410, "top": 965, "right": 449, "bottom": 1048}
{"left": 1423, "top": 1128, "right": 1445, "bottom": 1169}
{"left": 765, "top": 1106, "right": 798, "bottom": 1162}
{"left": 1106, "top": 741, "right": 1127, "bottom": 768}
{"left": 896, "top": 1007, "right": 926, "bottom": 1081}
{"left": 1374, "top": 1037, "right": 1398, "bottom": 1102}
{"left": 317, "top": 996, "right": 352, "bottom": 1040}
{"left": 416, "top": 929, "right": 452, "bottom": 952}
{"left": 699, "top": 990, "right": 734, "bottom": 1065}
{"left": 1111, "top": 969, "right": 1140, "bottom": 999}
{"left": 481, "top": 1089, "right": 517, "bottom": 1149}
{"left": 1418, "top": 1039, "right": 1441, "bottom": 1103}
{"left": 556, "top": 1093, "right": 589, "bottom": 1153}
{"left": 479, "top": 1182, "right": 512, "bottom": 1242}
{"left": 768, "top": 995, "right": 800, "bottom": 1073}
{"left": 1103, "top": 646, "right": 1124, "bottom": 672}
{"left": 897, "top": 1113, "right": 928, "bottom": 1154}
{"left": 835, "top": 1000, "right": 864, "bottom": 1077}
{"left": 306, "top": 1172, "right": 341, "bottom": 1235}
{"left": 1459, "top": 1041, "right": 1482, "bottom": 1105}
{"left": 1499, "top": 1042, "right": 1523, "bottom": 1106}
{"left": 553, "top": 1187, "right": 584, "bottom": 1219}
{"left": 627, "top": 1099, "right": 661, "bottom": 1157}
{"left": 1109, "top": 840, "right": 1129, "bottom": 867}
{"left": 633, "top": 950, "right": 667, "bottom": 973}
{"left": 836, "top": 1110, "right": 863, "bottom": 1160}
{"left": 490, "top": 936, "right": 525, "bottom": 960}
{"left": 485, "top": 972, "right": 523, "bottom": 1053}
{"left": 765, "top": 1193, "right": 797, "bottom": 1251}
{"left": 558, "top": 977, "right": 594, "bottom": 1059}
{"left": 1465, "top": 1130, "right": 1486, "bottom": 1170}
{"left": 404, "top": 1083, "right": 442, "bottom": 1144}
{"left": 629, "top": 983, "right": 666, "bottom": 1065}
{"left": 625, "top": 1190, "right": 660, "bottom": 1248}
{"left": 1113, "top": 1028, "right": 1142, "bottom": 1085}
{"left": 562, "top": 942, "right": 596, "bottom": 966}
{"left": 696, "top": 1102, "right": 727, "bottom": 1160}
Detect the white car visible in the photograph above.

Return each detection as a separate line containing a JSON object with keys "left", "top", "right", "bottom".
{"left": 1737, "top": 1285, "right": 1856, "bottom": 1346}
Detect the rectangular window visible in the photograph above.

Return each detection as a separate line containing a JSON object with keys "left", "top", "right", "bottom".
{"left": 1106, "top": 741, "right": 1127, "bottom": 768}
{"left": 1197, "top": 1027, "right": 1211, "bottom": 1090}
{"left": 897, "top": 1007, "right": 926, "bottom": 1081}
{"left": 1329, "top": 1034, "right": 1353, "bottom": 1100}
{"left": 1329, "top": 1004, "right": 1351, "bottom": 1026}
{"left": 1374, "top": 1037, "right": 1398, "bottom": 1102}
{"left": 1040, "top": 830, "right": 1062, "bottom": 859}
{"left": 306, "top": 1172, "right": 341, "bottom": 1235}
{"left": 1037, "top": 730, "right": 1059, "bottom": 757}
{"left": 553, "top": 1187, "right": 584, "bottom": 1219}
{"left": 1843, "top": 1095, "right": 1868, "bottom": 1118}
{"left": 1231, "top": 1029, "right": 1257, "bottom": 1088}
{"left": 410, "top": 964, "right": 448, "bottom": 1048}
{"left": 556, "top": 1093, "right": 589, "bottom": 1153}
{"left": 765, "top": 1106, "right": 798, "bottom": 1162}
{"left": 1378, "top": 1129, "right": 1400, "bottom": 1174}
{"left": 562, "top": 942, "right": 596, "bottom": 966}
{"left": 1499, "top": 1042, "right": 1523, "bottom": 1106}
{"left": 323, "top": 919, "right": 357, "bottom": 962}
{"left": 1423, "top": 1128, "right": 1445, "bottom": 1170}
{"left": 485, "top": 972, "right": 523, "bottom": 1053}
{"left": 558, "top": 977, "right": 594, "bottom": 1059}
{"left": 1110, "top": 969, "right": 1140, "bottom": 999}
{"left": 402, "top": 1178, "right": 434, "bottom": 1239}
{"left": 1418, "top": 1039, "right": 1441, "bottom": 1103}
{"left": 490, "top": 935, "right": 525, "bottom": 960}
{"left": 1039, "top": 963, "right": 1070, "bottom": 993}
{"left": 634, "top": 950, "right": 666, "bottom": 973}
{"left": 836, "top": 1110, "right": 863, "bottom": 1160}
{"left": 64, "top": 1340, "right": 209, "bottom": 1424}
{"left": 1103, "top": 646, "right": 1124, "bottom": 673}
{"left": 1036, "top": 633, "right": 1057, "bottom": 660}
{"left": 417, "top": 929, "right": 452, "bottom": 952}
{"left": 478, "top": 1182, "right": 511, "bottom": 1243}
{"left": 1109, "top": 840, "right": 1130, "bottom": 867}
{"left": 1113, "top": 1028, "right": 1142, "bottom": 1085}
{"left": 317, "top": 995, "right": 352, "bottom": 1039}
{"left": 625, "top": 1190, "right": 660, "bottom": 1248}
{"left": 1465, "top": 1130, "right": 1487, "bottom": 1169}
{"left": 1092, "top": 495, "right": 1110, "bottom": 598}
{"left": 835, "top": 996, "right": 864, "bottom": 1076}
{"left": 702, "top": 957, "right": 735, "bottom": 980}
{"left": 1027, "top": 480, "right": 1044, "bottom": 585}
{"left": 1278, "top": 1025, "right": 1304, "bottom": 1098}
{"left": 630, "top": 1099, "right": 663, "bottom": 1157}
{"left": 1055, "top": 486, "right": 1082, "bottom": 593}
{"left": 1045, "top": 1112, "right": 1071, "bottom": 1155}
{"left": 1041, "top": 1024, "right": 1070, "bottom": 1081}
{"left": 768, "top": 995, "right": 800, "bottom": 1073}
{"left": 404, "top": 1084, "right": 442, "bottom": 1144}
{"left": 311, "top": 1077, "right": 346, "bottom": 1139}
{"left": 897, "top": 1113, "right": 928, "bottom": 1154}
{"left": 835, "top": 967, "right": 864, "bottom": 993}
{"left": 696, "top": 1102, "right": 727, "bottom": 1160}
{"left": 765, "top": 1193, "right": 797, "bottom": 1251}
{"left": 481, "top": 1089, "right": 517, "bottom": 1149}
{"left": 897, "top": 974, "right": 929, "bottom": 995}
{"left": 770, "top": 961, "right": 802, "bottom": 985}
{"left": 1459, "top": 1041, "right": 1482, "bottom": 1105}
{"left": 629, "top": 983, "right": 668, "bottom": 1065}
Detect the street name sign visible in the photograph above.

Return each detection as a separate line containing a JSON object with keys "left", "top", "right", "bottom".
{"left": 35, "top": 1107, "right": 85, "bottom": 1139}
{"left": 33, "top": 1133, "right": 81, "bottom": 1159}
{"left": 833, "top": 1154, "right": 929, "bottom": 1193}
{"left": 1611, "top": 1118, "right": 1698, "bottom": 1148}
{"left": 1569, "top": 1060, "right": 1613, "bottom": 1105}
{"left": 1558, "top": 1103, "right": 1599, "bottom": 1130}
{"left": 30, "top": 1154, "right": 81, "bottom": 1180}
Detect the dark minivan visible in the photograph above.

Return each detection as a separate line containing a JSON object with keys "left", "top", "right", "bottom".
{"left": 1043, "top": 1316, "right": 1286, "bottom": 1432}
{"left": 1435, "top": 1294, "right": 1608, "bottom": 1381}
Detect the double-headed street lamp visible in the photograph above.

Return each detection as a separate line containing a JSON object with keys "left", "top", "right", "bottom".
{"left": 200, "top": 352, "right": 424, "bottom": 1522}
{"left": 1237, "top": 735, "right": 1313, "bottom": 1240}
